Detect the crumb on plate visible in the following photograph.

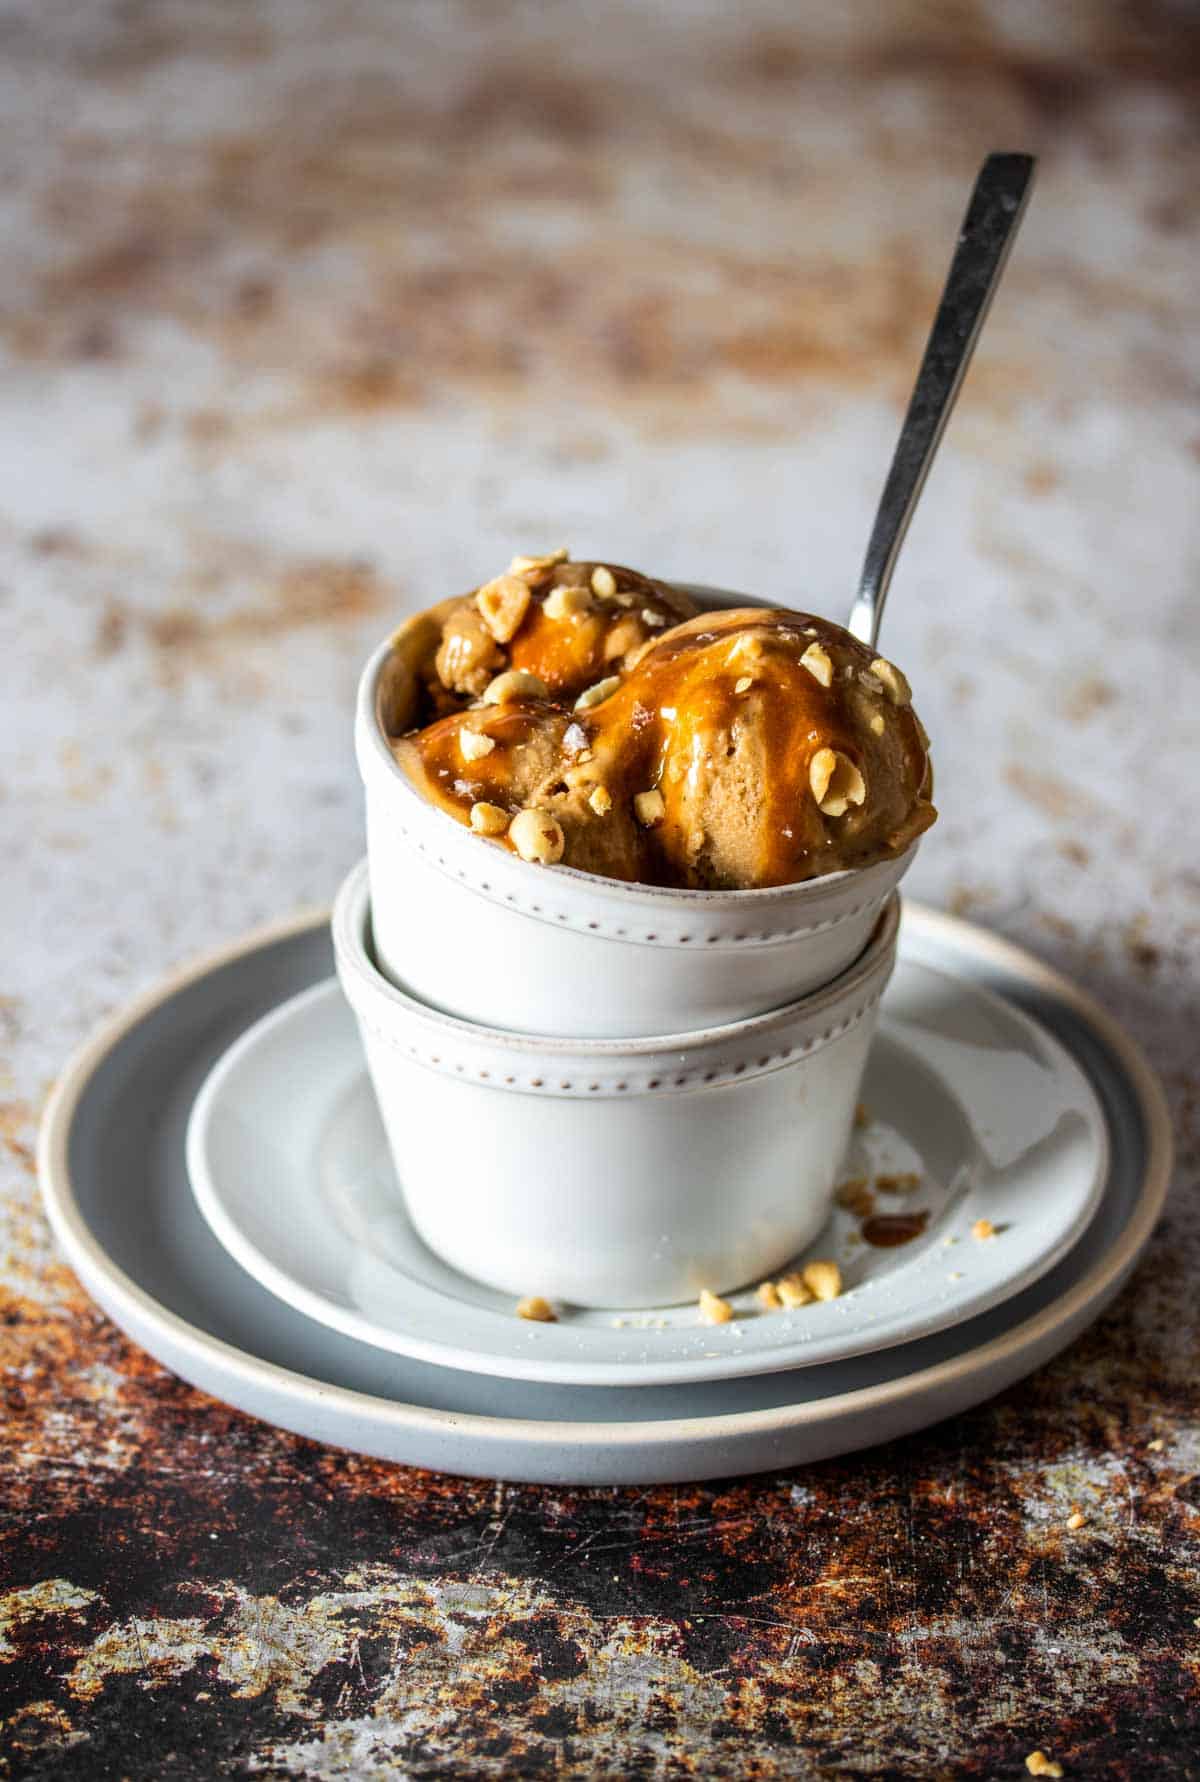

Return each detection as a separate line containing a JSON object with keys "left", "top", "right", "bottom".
{"left": 699, "top": 1287, "right": 733, "bottom": 1325}
{"left": 516, "top": 1295, "right": 556, "bottom": 1323}
{"left": 802, "top": 1259, "right": 843, "bottom": 1302}
{"left": 776, "top": 1274, "right": 814, "bottom": 1309}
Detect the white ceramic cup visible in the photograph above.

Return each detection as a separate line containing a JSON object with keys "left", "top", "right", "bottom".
{"left": 356, "top": 588, "right": 919, "bottom": 1039}
{"left": 333, "top": 859, "right": 899, "bottom": 1309}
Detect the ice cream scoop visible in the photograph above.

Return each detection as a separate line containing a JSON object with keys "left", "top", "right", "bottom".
{"left": 394, "top": 603, "right": 934, "bottom": 890}
{"left": 377, "top": 552, "right": 695, "bottom": 736}
{"left": 587, "top": 607, "right": 935, "bottom": 886}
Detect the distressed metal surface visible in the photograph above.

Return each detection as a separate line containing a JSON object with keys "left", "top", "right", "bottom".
{"left": 2, "top": 0, "right": 1199, "bottom": 1774}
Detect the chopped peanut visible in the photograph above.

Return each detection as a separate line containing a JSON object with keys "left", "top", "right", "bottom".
{"left": 543, "top": 584, "right": 592, "bottom": 621}
{"left": 516, "top": 1295, "right": 557, "bottom": 1322}
{"left": 510, "top": 548, "right": 568, "bottom": 579}
{"left": 590, "top": 565, "right": 617, "bottom": 598}
{"left": 574, "top": 674, "right": 621, "bottom": 712}
{"left": 1025, "top": 1752, "right": 1064, "bottom": 1778}
{"left": 800, "top": 641, "right": 833, "bottom": 687}
{"left": 469, "top": 802, "right": 509, "bottom": 836}
{"left": 870, "top": 656, "right": 912, "bottom": 706}
{"left": 809, "top": 747, "right": 866, "bottom": 817}
{"left": 482, "top": 668, "right": 549, "bottom": 705}
{"left": 972, "top": 1218, "right": 998, "bottom": 1241}
{"left": 634, "top": 788, "right": 666, "bottom": 827}
{"left": 459, "top": 729, "right": 496, "bottom": 763}
{"left": 756, "top": 1281, "right": 782, "bottom": 1311}
{"left": 802, "top": 1259, "right": 842, "bottom": 1302}
{"left": 603, "top": 613, "right": 644, "bottom": 663}
{"left": 588, "top": 784, "right": 613, "bottom": 816}
{"left": 698, "top": 1287, "right": 733, "bottom": 1325}
{"left": 777, "top": 1274, "right": 814, "bottom": 1309}
{"left": 725, "top": 631, "right": 767, "bottom": 668}
{"left": 509, "top": 808, "right": 565, "bottom": 864}
{"left": 475, "top": 573, "right": 531, "bottom": 644}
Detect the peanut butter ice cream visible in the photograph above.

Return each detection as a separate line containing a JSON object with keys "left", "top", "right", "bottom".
{"left": 378, "top": 550, "right": 695, "bottom": 732}
{"left": 382, "top": 557, "right": 936, "bottom": 890}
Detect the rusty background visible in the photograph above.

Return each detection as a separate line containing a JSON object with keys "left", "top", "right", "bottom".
{"left": 3, "top": 1, "right": 1200, "bottom": 1775}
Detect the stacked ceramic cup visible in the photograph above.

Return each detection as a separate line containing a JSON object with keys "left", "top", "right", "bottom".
{"left": 335, "top": 593, "right": 918, "bottom": 1311}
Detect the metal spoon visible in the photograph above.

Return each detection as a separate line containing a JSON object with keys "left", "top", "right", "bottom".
{"left": 846, "top": 152, "right": 1036, "bottom": 648}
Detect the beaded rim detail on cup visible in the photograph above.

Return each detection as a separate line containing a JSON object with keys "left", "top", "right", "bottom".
{"left": 340, "top": 990, "right": 889, "bottom": 1098}
{"left": 332, "top": 863, "right": 900, "bottom": 1099}
{"left": 370, "top": 805, "right": 908, "bottom": 950}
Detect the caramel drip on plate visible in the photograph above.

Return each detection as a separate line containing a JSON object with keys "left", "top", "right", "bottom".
{"left": 861, "top": 1210, "right": 931, "bottom": 1248}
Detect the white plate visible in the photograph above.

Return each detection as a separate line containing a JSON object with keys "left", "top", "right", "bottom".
{"left": 187, "top": 956, "right": 1108, "bottom": 1387}
{"left": 37, "top": 904, "right": 1171, "bottom": 1485}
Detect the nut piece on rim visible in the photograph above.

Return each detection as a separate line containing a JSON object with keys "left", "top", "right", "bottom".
{"left": 800, "top": 641, "right": 833, "bottom": 688}
{"left": 475, "top": 574, "right": 531, "bottom": 644}
{"left": 469, "top": 802, "right": 509, "bottom": 836}
{"left": 591, "top": 565, "right": 617, "bottom": 598}
{"left": 482, "top": 668, "right": 549, "bottom": 705}
{"left": 634, "top": 788, "right": 666, "bottom": 828}
{"left": 870, "top": 656, "right": 912, "bottom": 706}
{"left": 809, "top": 748, "right": 867, "bottom": 817}
{"left": 510, "top": 808, "right": 566, "bottom": 864}
{"left": 574, "top": 674, "right": 621, "bottom": 712}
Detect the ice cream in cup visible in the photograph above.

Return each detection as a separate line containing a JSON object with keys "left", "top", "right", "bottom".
{"left": 357, "top": 552, "right": 933, "bottom": 1039}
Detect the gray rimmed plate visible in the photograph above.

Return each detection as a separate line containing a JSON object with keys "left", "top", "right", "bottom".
{"left": 185, "top": 962, "right": 1108, "bottom": 1387}
{"left": 38, "top": 904, "right": 1171, "bottom": 1485}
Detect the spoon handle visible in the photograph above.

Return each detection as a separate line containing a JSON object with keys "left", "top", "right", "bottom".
{"left": 846, "top": 152, "right": 1036, "bottom": 648}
